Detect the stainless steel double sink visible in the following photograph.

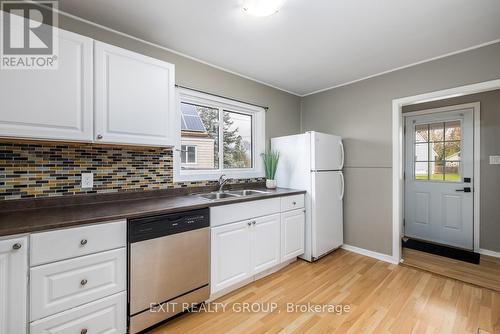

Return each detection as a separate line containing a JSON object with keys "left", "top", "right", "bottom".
{"left": 197, "top": 189, "right": 270, "bottom": 200}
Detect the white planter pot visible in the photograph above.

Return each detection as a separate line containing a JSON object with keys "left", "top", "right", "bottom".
{"left": 266, "top": 179, "right": 277, "bottom": 189}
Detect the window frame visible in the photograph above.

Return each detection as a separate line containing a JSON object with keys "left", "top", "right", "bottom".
{"left": 173, "top": 88, "right": 265, "bottom": 182}
{"left": 180, "top": 145, "right": 198, "bottom": 165}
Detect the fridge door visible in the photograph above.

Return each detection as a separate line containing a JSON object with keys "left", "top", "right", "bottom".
{"left": 310, "top": 131, "right": 344, "bottom": 171}
{"left": 272, "top": 133, "right": 311, "bottom": 191}
{"left": 311, "top": 171, "right": 343, "bottom": 259}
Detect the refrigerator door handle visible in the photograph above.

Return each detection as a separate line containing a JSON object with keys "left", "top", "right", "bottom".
{"left": 340, "top": 172, "right": 345, "bottom": 200}
{"left": 339, "top": 141, "right": 345, "bottom": 169}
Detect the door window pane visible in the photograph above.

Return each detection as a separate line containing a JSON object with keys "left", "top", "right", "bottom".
{"left": 181, "top": 102, "right": 219, "bottom": 170}
{"left": 444, "top": 162, "right": 460, "bottom": 181}
{"left": 223, "top": 110, "right": 253, "bottom": 169}
{"left": 415, "top": 124, "right": 428, "bottom": 142}
{"left": 444, "top": 141, "right": 461, "bottom": 161}
{"left": 429, "top": 122, "right": 444, "bottom": 142}
{"left": 430, "top": 142, "right": 444, "bottom": 161}
{"left": 415, "top": 162, "right": 429, "bottom": 180}
{"left": 430, "top": 161, "right": 444, "bottom": 181}
{"left": 445, "top": 121, "right": 461, "bottom": 141}
{"left": 414, "top": 143, "right": 428, "bottom": 161}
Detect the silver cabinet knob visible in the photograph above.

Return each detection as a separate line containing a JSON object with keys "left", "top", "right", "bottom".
{"left": 292, "top": 201, "right": 297, "bottom": 205}
{"left": 97, "top": 134, "right": 103, "bottom": 139}
{"left": 80, "top": 239, "right": 88, "bottom": 246}
{"left": 247, "top": 222, "right": 252, "bottom": 226}
{"left": 81, "top": 329, "right": 88, "bottom": 334}
{"left": 252, "top": 221, "right": 256, "bottom": 225}
{"left": 80, "top": 279, "right": 88, "bottom": 286}
{"left": 12, "top": 243, "right": 22, "bottom": 250}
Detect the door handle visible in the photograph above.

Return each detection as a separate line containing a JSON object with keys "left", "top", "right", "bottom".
{"left": 456, "top": 187, "right": 471, "bottom": 193}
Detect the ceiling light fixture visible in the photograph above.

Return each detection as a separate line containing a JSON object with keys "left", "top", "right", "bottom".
{"left": 242, "top": 0, "right": 286, "bottom": 17}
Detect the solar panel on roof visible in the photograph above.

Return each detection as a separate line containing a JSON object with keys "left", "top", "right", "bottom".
{"left": 181, "top": 103, "right": 207, "bottom": 132}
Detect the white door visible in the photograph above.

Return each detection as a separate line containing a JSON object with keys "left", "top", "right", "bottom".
{"left": 311, "top": 171, "right": 344, "bottom": 259}
{"left": 310, "top": 132, "right": 344, "bottom": 171}
{"left": 0, "top": 236, "right": 28, "bottom": 334}
{"left": 251, "top": 214, "right": 281, "bottom": 274}
{"left": 210, "top": 221, "right": 252, "bottom": 294}
{"left": 281, "top": 209, "right": 305, "bottom": 262}
{"left": 0, "top": 28, "right": 93, "bottom": 142}
{"left": 94, "top": 41, "right": 175, "bottom": 146}
{"left": 404, "top": 108, "right": 474, "bottom": 249}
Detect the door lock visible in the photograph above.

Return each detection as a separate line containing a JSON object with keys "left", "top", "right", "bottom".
{"left": 456, "top": 187, "right": 471, "bottom": 193}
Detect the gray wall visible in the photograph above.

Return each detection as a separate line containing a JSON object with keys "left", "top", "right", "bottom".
{"left": 403, "top": 90, "right": 500, "bottom": 252}
{"left": 57, "top": 15, "right": 301, "bottom": 146}
{"left": 301, "top": 42, "right": 500, "bottom": 255}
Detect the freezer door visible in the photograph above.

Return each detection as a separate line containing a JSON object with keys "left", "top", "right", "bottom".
{"left": 272, "top": 133, "right": 311, "bottom": 191}
{"left": 311, "top": 171, "right": 343, "bottom": 259}
{"left": 310, "top": 132, "right": 344, "bottom": 171}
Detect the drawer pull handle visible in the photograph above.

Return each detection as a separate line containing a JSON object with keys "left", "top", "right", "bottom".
{"left": 80, "top": 239, "right": 88, "bottom": 246}
{"left": 12, "top": 243, "right": 22, "bottom": 250}
{"left": 292, "top": 201, "right": 297, "bottom": 205}
{"left": 252, "top": 221, "right": 256, "bottom": 225}
{"left": 81, "top": 329, "right": 88, "bottom": 334}
{"left": 247, "top": 222, "right": 252, "bottom": 226}
{"left": 80, "top": 279, "right": 88, "bottom": 286}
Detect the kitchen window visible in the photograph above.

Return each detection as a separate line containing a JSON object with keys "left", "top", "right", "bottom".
{"left": 174, "top": 88, "right": 265, "bottom": 182}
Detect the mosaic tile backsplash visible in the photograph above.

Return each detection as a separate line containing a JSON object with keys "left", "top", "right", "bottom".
{"left": 0, "top": 141, "right": 263, "bottom": 201}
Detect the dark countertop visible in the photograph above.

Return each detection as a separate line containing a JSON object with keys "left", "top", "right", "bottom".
{"left": 0, "top": 187, "right": 305, "bottom": 236}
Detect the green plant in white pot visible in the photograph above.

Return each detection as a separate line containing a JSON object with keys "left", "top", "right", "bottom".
{"left": 261, "top": 150, "right": 280, "bottom": 189}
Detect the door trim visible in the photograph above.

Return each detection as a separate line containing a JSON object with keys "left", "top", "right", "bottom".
{"left": 403, "top": 103, "right": 479, "bottom": 250}
{"left": 392, "top": 78, "right": 500, "bottom": 264}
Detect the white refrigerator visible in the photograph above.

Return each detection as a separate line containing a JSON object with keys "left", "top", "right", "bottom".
{"left": 271, "top": 131, "right": 344, "bottom": 262}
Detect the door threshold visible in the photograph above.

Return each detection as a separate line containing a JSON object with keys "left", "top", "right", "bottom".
{"left": 402, "top": 237, "right": 479, "bottom": 264}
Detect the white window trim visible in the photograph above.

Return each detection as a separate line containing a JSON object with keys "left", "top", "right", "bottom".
{"left": 181, "top": 145, "right": 198, "bottom": 165}
{"left": 173, "top": 88, "right": 265, "bottom": 182}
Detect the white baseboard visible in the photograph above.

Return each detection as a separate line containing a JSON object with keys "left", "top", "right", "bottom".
{"left": 478, "top": 248, "right": 500, "bottom": 259}
{"left": 341, "top": 244, "right": 398, "bottom": 264}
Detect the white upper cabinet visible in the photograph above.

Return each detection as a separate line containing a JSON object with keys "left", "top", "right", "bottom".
{"left": 0, "top": 29, "right": 93, "bottom": 142}
{"left": 94, "top": 41, "right": 175, "bottom": 146}
{"left": 0, "top": 236, "right": 28, "bottom": 334}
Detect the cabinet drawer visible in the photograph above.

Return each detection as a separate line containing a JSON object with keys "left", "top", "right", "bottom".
{"left": 30, "top": 292, "right": 126, "bottom": 334}
{"left": 211, "top": 198, "right": 280, "bottom": 227}
{"left": 281, "top": 194, "right": 305, "bottom": 212}
{"left": 30, "top": 248, "right": 126, "bottom": 321}
{"left": 31, "top": 220, "right": 126, "bottom": 266}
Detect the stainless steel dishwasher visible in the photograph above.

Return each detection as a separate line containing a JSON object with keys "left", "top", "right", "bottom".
{"left": 128, "top": 208, "right": 210, "bottom": 333}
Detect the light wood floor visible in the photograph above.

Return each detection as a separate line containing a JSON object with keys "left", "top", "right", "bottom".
{"left": 149, "top": 249, "right": 500, "bottom": 334}
{"left": 402, "top": 248, "right": 500, "bottom": 293}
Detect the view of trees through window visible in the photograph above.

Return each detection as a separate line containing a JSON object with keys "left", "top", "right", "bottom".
{"left": 180, "top": 102, "right": 252, "bottom": 171}
{"left": 414, "top": 120, "right": 461, "bottom": 181}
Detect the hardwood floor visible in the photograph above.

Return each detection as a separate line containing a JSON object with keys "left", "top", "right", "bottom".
{"left": 402, "top": 248, "right": 500, "bottom": 292}
{"left": 148, "top": 249, "right": 500, "bottom": 334}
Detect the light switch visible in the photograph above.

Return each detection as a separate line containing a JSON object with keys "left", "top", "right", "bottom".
{"left": 489, "top": 156, "right": 500, "bottom": 165}
{"left": 81, "top": 172, "right": 94, "bottom": 189}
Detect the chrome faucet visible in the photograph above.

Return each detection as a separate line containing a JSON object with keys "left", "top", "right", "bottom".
{"left": 218, "top": 174, "right": 229, "bottom": 192}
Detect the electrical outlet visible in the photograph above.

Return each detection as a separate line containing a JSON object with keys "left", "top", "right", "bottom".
{"left": 489, "top": 155, "right": 500, "bottom": 165}
{"left": 81, "top": 172, "right": 94, "bottom": 189}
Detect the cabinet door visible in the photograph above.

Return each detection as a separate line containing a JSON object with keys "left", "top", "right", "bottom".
{"left": 0, "top": 236, "right": 28, "bottom": 334}
{"left": 0, "top": 28, "right": 93, "bottom": 142}
{"left": 211, "top": 221, "right": 251, "bottom": 294}
{"left": 281, "top": 209, "right": 305, "bottom": 262}
{"left": 251, "top": 214, "right": 281, "bottom": 275}
{"left": 94, "top": 41, "right": 175, "bottom": 146}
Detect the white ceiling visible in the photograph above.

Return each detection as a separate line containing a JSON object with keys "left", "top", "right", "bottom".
{"left": 58, "top": 0, "right": 500, "bottom": 96}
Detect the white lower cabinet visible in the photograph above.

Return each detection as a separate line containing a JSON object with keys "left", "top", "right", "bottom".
{"left": 210, "top": 195, "right": 305, "bottom": 296}
{"left": 211, "top": 221, "right": 252, "bottom": 293}
{"left": 251, "top": 214, "right": 281, "bottom": 274}
{"left": 281, "top": 209, "right": 305, "bottom": 262}
{"left": 0, "top": 236, "right": 28, "bottom": 334}
{"left": 30, "top": 292, "right": 127, "bottom": 334}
